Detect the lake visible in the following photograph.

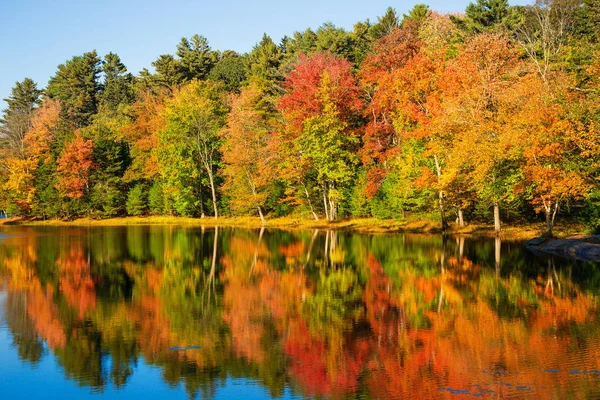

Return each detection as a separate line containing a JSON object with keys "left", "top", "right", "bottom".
{"left": 0, "top": 225, "right": 599, "bottom": 399}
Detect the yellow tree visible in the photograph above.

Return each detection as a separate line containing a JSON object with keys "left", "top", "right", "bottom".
{"left": 442, "top": 33, "right": 523, "bottom": 234}
{"left": 120, "top": 90, "right": 168, "bottom": 182}
{"left": 2, "top": 100, "right": 60, "bottom": 214}
{"left": 514, "top": 73, "right": 591, "bottom": 236}
{"left": 221, "top": 84, "right": 275, "bottom": 224}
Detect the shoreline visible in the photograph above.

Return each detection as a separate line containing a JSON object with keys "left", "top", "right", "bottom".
{"left": 0, "top": 216, "right": 587, "bottom": 240}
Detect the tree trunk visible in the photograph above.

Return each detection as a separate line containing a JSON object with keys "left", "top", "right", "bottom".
{"left": 545, "top": 202, "right": 558, "bottom": 237}
{"left": 203, "top": 226, "right": 218, "bottom": 311}
{"left": 209, "top": 227, "right": 218, "bottom": 283}
{"left": 207, "top": 168, "right": 218, "bottom": 219}
{"left": 199, "top": 189, "right": 205, "bottom": 218}
{"left": 545, "top": 209, "right": 553, "bottom": 237}
{"left": 304, "top": 229, "right": 318, "bottom": 269}
{"left": 441, "top": 234, "right": 447, "bottom": 273}
{"left": 433, "top": 154, "right": 448, "bottom": 231}
{"left": 329, "top": 198, "right": 336, "bottom": 221}
{"left": 250, "top": 227, "right": 265, "bottom": 276}
{"left": 323, "top": 186, "right": 330, "bottom": 222}
{"left": 457, "top": 207, "right": 465, "bottom": 228}
{"left": 493, "top": 199, "right": 501, "bottom": 235}
{"left": 301, "top": 182, "right": 319, "bottom": 221}
{"left": 328, "top": 182, "right": 336, "bottom": 221}
{"left": 257, "top": 205, "right": 265, "bottom": 226}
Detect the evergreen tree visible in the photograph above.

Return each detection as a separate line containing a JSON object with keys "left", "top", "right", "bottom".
{"left": 149, "top": 54, "right": 185, "bottom": 90}
{"left": 0, "top": 78, "right": 41, "bottom": 157}
{"left": 208, "top": 51, "right": 246, "bottom": 92}
{"left": 46, "top": 51, "right": 102, "bottom": 128}
{"left": 315, "top": 23, "right": 354, "bottom": 61}
{"left": 401, "top": 4, "right": 430, "bottom": 27}
{"left": 370, "top": 7, "right": 400, "bottom": 39}
{"left": 282, "top": 29, "right": 318, "bottom": 56}
{"left": 245, "top": 34, "right": 284, "bottom": 96}
{"left": 455, "top": 0, "right": 523, "bottom": 33}
{"left": 176, "top": 34, "right": 217, "bottom": 81}
{"left": 100, "top": 52, "right": 134, "bottom": 113}
{"left": 126, "top": 184, "right": 147, "bottom": 215}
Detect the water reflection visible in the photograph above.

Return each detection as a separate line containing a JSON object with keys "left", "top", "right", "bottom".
{"left": 0, "top": 226, "right": 599, "bottom": 399}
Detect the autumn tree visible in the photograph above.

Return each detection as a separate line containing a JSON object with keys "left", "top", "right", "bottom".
{"left": 442, "top": 33, "right": 524, "bottom": 234}
{"left": 513, "top": 73, "right": 591, "bottom": 236}
{"left": 56, "top": 130, "right": 95, "bottom": 200}
{"left": 120, "top": 90, "right": 169, "bottom": 183}
{"left": 161, "top": 80, "right": 228, "bottom": 218}
{"left": 221, "top": 85, "right": 275, "bottom": 224}
{"left": 2, "top": 100, "right": 61, "bottom": 214}
{"left": 279, "top": 52, "right": 362, "bottom": 220}
{"left": 359, "top": 25, "right": 422, "bottom": 197}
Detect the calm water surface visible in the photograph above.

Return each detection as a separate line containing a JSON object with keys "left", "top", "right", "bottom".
{"left": 0, "top": 226, "right": 599, "bottom": 399}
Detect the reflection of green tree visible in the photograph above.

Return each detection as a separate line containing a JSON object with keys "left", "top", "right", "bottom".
{"left": 477, "top": 272, "right": 539, "bottom": 320}
{"left": 94, "top": 262, "right": 133, "bottom": 301}
{"left": 304, "top": 268, "right": 363, "bottom": 335}
{"left": 92, "top": 304, "right": 139, "bottom": 387}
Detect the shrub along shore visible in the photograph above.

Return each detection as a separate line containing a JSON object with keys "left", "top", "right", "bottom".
{"left": 0, "top": 216, "right": 586, "bottom": 241}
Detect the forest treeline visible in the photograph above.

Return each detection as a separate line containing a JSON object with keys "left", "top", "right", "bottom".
{"left": 2, "top": 0, "right": 600, "bottom": 235}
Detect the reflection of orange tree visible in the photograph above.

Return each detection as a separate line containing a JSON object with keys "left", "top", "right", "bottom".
{"left": 26, "top": 287, "right": 66, "bottom": 350}
{"left": 363, "top": 255, "right": 448, "bottom": 399}
{"left": 57, "top": 241, "right": 96, "bottom": 318}
{"left": 0, "top": 235, "right": 66, "bottom": 350}
{"left": 363, "top": 253, "right": 600, "bottom": 399}
{"left": 222, "top": 235, "right": 270, "bottom": 364}
{"left": 1, "top": 235, "right": 40, "bottom": 291}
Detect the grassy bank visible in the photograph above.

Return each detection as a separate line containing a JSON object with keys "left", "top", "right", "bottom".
{"left": 0, "top": 216, "right": 587, "bottom": 239}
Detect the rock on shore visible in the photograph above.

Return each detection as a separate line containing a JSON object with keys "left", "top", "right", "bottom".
{"left": 525, "top": 236, "right": 600, "bottom": 262}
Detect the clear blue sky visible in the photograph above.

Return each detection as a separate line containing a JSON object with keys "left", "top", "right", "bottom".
{"left": 0, "top": 0, "right": 529, "bottom": 108}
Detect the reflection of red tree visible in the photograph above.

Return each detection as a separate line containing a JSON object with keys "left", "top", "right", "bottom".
{"left": 364, "top": 255, "right": 400, "bottom": 345}
{"left": 284, "top": 319, "right": 369, "bottom": 398}
{"left": 58, "top": 243, "right": 96, "bottom": 318}
{"left": 278, "top": 242, "right": 305, "bottom": 267}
